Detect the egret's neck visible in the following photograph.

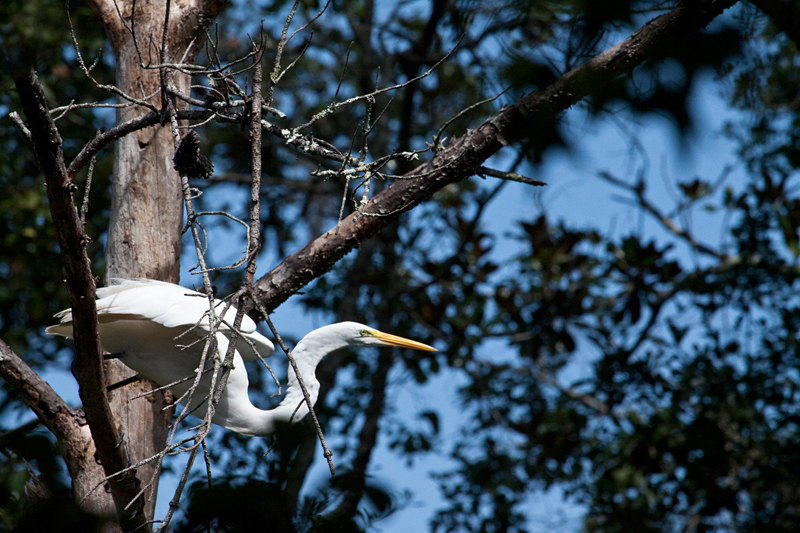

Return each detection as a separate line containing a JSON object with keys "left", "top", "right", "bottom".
{"left": 215, "top": 389, "right": 317, "bottom": 436}
{"left": 221, "top": 329, "right": 348, "bottom": 436}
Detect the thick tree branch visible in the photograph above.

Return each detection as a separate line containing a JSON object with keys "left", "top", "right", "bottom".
{"left": 13, "top": 67, "right": 150, "bottom": 533}
{"left": 251, "top": 0, "right": 738, "bottom": 314}
{"left": 0, "top": 339, "right": 85, "bottom": 462}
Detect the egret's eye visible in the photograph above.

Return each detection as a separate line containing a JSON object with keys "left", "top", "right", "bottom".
{"left": 359, "top": 329, "right": 374, "bottom": 337}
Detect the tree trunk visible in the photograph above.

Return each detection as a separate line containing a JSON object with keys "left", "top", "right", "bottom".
{"left": 103, "top": 14, "right": 184, "bottom": 530}
{"left": 70, "top": 426, "right": 120, "bottom": 532}
{"left": 81, "top": 0, "right": 224, "bottom": 527}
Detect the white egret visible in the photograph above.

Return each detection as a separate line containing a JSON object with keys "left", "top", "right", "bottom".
{"left": 46, "top": 279, "right": 437, "bottom": 436}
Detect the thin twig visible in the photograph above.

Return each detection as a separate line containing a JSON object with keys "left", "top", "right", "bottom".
{"left": 67, "top": 0, "right": 159, "bottom": 111}
{"left": 9, "top": 112, "right": 32, "bottom": 142}
{"left": 334, "top": 42, "right": 354, "bottom": 100}
{"left": 297, "top": 39, "right": 462, "bottom": 131}
{"left": 479, "top": 166, "right": 547, "bottom": 187}
{"left": 433, "top": 87, "right": 510, "bottom": 149}
{"left": 80, "top": 141, "right": 98, "bottom": 226}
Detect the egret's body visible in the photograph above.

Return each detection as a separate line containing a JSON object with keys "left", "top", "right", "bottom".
{"left": 46, "top": 279, "right": 436, "bottom": 436}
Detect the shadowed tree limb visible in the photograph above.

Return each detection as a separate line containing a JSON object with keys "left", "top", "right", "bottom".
{"left": 318, "top": 349, "right": 393, "bottom": 527}
{"left": 0, "top": 339, "right": 86, "bottom": 465}
{"left": 13, "top": 67, "right": 150, "bottom": 533}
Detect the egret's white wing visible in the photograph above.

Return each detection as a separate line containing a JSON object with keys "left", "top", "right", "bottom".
{"left": 101, "top": 280, "right": 274, "bottom": 359}
{"left": 46, "top": 279, "right": 274, "bottom": 360}
{"left": 99, "top": 279, "right": 226, "bottom": 328}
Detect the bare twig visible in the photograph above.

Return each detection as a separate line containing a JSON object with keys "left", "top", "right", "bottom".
{"left": 259, "top": 310, "right": 337, "bottom": 476}
{"left": 265, "top": 0, "right": 334, "bottom": 106}
{"left": 9, "top": 112, "right": 32, "bottom": 142}
{"left": 156, "top": 36, "right": 227, "bottom": 532}
{"left": 334, "top": 42, "right": 355, "bottom": 100}
{"left": 433, "top": 87, "right": 510, "bottom": 149}
{"left": 213, "top": 44, "right": 265, "bottom": 437}
{"left": 479, "top": 166, "right": 547, "bottom": 187}
{"left": 236, "top": 51, "right": 338, "bottom": 470}
{"left": 51, "top": 100, "right": 139, "bottom": 115}
{"left": 297, "top": 41, "right": 460, "bottom": 131}
{"left": 185, "top": 211, "right": 251, "bottom": 273}
{"left": 80, "top": 142, "right": 98, "bottom": 226}
{"left": 67, "top": 0, "right": 160, "bottom": 111}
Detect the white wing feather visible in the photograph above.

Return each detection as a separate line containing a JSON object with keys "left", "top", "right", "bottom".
{"left": 46, "top": 279, "right": 274, "bottom": 361}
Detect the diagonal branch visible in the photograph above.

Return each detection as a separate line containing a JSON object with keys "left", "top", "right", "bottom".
{"left": 0, "top": 339, "right": 86, "bottom": 466}
{"left": 251, "top": 0, "right": 738, "bottom": 314}
{"left": 67, "top": 109, "right": 213, "bottom": 180}
{"left": 13, "top": 67, "right": 150, "bottom": 533}
{"left": 597, "top": 171, "right": 725, "bottom": 259}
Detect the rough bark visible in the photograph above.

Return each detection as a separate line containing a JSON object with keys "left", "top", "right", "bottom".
{"left": 84, "top": 0, "right": 225, "bottom": 527}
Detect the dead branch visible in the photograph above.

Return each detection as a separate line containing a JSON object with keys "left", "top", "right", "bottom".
{"left": 0, "top": 339, "right": 85, "bottom": 466}
{"left": 67, "top": 109, "right": 214, "bottom": 180}
{"left": 259, "top": 311, "right": 336, "bottom": 476}
{"left": 13, "top": 67, "right": 151, "bottom": 533}
{"left": 479, "top": 166, "right": 547, "bottom": 187}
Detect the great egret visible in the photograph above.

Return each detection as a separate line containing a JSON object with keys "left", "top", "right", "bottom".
{"left": 46, "top": 279, "right": 437, "bottom": 436}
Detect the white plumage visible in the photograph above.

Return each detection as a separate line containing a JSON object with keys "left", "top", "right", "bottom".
{"left": 47, "top": 278, "right": 436, "bottom": 436}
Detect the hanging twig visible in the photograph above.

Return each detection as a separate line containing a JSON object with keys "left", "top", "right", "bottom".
{"left": 80, "top": 141, "right": 98, "bottom": 227}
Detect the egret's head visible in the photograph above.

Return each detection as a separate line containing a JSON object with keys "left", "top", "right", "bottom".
{"left": 296, "top": 322, "right": 437, "bottom": 356}
{"left": 355, "top": 325, "right": 437, "bottom": 352}
{"left": 318, "top": 321, "right": 436, "bottom": 351}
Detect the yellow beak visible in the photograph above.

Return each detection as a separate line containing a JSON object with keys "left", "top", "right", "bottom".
{"left": 369, "top": 330, "right": 438, "bottom": 352}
